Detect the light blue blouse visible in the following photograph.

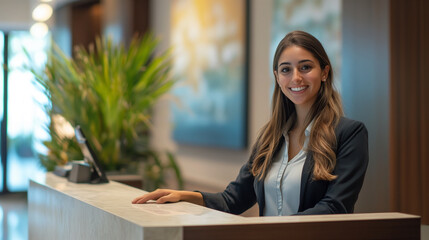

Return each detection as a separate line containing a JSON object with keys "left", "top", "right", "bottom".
{"left": 263, "top": 122, "right": 312, "bottom": 216}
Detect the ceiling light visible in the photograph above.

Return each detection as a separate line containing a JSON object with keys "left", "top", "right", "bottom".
{"left": 30, "top": 22, "right": 49, "bottom": 38}
{"left": 32, "top": 4, "right": 53, "bottom": 22}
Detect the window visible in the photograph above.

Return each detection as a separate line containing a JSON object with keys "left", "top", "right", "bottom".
{"left": 0, "top": 31, "right": 50, "bottom": 192}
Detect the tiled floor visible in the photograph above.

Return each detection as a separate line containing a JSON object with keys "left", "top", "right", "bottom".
{"left": 0, "top": 193, "right": 27, "bottom": 240}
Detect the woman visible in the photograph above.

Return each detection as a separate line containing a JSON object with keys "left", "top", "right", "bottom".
{"left": 132, "top": 31, "right": 369, "bottom": 216}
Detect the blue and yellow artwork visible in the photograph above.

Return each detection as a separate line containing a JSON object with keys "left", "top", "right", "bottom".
{"left": 271, "top": 0, "right": 341, "bottom": 90}
{"left": 171, "top": 0, "right": 248, "bottom": 149}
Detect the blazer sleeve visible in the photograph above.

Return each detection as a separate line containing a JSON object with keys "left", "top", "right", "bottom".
{"left": 295, "top": 119, "right": 369, "bottom": 215}
{"left": 198, "top": 160, "right": 257, "bottom": 215}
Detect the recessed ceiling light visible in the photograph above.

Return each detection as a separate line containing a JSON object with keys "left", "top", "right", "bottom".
{"left": 32, "top": 4, "right": 53, "bottom": 22}
{"left": 30, "top": 22, "right": 49, "bottom": 38}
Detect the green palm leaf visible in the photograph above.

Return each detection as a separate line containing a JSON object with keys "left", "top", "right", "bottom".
{"left": 27, "top": 33, "right": 183, "bottom": 189}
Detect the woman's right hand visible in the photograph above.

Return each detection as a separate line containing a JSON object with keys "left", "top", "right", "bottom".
{"left": 132, "top": 189, "right": 181, "bottom": 204}
{"left": 131, "top": 189, "right": 204, "bottom": 206}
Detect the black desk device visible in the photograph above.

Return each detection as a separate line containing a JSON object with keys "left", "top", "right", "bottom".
{"left": 74, "top": 125, "right": 109, "bottom": 183}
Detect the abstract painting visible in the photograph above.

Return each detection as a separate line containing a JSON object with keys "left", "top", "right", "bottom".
{"left": 271, "top": 0, "right": 342, "bottom": 90}
{"left": 170, "top": 0, "right": 248, "bottom": 149}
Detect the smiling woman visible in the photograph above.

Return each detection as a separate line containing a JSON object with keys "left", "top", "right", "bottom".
{"left": 133, "top": 31, "right": 369, "bottom": 218}
{"left": 274, "top": 45, "right": 329, "bottom": 114}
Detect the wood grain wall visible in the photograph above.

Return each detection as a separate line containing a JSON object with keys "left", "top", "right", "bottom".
{"left": 53, "top": 0, "right": 150, "bottom": 55}
{"left": 390, "top": 0, "right": 429, "bottom": 224}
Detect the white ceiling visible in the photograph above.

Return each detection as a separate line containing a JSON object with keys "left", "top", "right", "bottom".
{"left": 0, "top": 0, "right": 74, "bottom": 31}
{"left": 0, "top": 0, "right": 32, "bottom": 31}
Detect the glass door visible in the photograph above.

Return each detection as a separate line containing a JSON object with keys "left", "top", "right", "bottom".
{"left": 0, "top": 31, "right": 50, "bottom": 193}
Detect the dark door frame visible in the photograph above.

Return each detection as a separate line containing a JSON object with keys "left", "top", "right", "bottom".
{"left": 1, "top": 32, "right": 9, "bottom": 193}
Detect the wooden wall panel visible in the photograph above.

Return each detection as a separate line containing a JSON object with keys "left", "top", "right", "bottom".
{"left": 390, "top": 0, "right": 429, "bottom": 224}
{"left": 132, "top": 0, "right": 150, "bottom": 36}
{"left": 184, "top": 218, "right": 420, "bottom": 240}
{"left": 419, "top": 0, "right": 429, "bottom": 224}
{"left": 53, "top": 0, "right": 149, "bottom": 55}
{"left": 71, "top": 1, "right": 102, "bottom": 53}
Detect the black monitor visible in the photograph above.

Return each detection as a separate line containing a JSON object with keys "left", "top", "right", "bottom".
{"left": 74, "top": 125, "right": 109, "bottom": 183}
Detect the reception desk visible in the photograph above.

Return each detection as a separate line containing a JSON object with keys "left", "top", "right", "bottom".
{"left": 28, "top": 173, "right": 420, "bottom": 240}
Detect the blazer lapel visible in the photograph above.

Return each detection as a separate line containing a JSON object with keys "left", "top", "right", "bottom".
{"left": 299, "top": 154, "right": 313, "bottom": 211}
{"left": 254, "top": 177, "right": 265, "bottom": 216}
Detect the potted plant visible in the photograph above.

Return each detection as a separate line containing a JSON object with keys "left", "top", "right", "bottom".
{"left": 28, "top": 34, "right": 183, "bottom": 190}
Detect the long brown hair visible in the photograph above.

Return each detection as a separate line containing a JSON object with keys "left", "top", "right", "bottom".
{"left": 251, "top": 31, "right": 343, "bottom": 181}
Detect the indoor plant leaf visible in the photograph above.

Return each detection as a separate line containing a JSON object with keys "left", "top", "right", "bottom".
{"left": 27, "top": 33, "right": 183, "bottom": 189}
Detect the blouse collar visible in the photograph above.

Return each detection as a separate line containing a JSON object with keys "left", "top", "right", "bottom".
{"left": 282, "top": 114, "right": 313, "bottom": 139}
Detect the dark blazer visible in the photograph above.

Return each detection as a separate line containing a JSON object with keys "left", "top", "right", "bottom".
{"left": 200, "top": 117, "right": 369, "bottom": 216}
